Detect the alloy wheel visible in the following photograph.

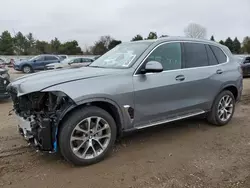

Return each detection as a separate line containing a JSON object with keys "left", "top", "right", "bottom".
{"left": 217, "top": 95, "right": 234, "bottom": 122}
{"left": 70, "top": 116, "right": 111, "bottom": 160}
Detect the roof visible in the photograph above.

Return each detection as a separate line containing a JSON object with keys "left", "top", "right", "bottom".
{"left": 128, "top": 36, "right": 223, "bottom": 47}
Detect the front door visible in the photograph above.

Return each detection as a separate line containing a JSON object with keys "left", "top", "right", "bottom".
{"left": 34, "top": 56, "right": 45, "bottom": 70}
{"left": 133, "top": 42, "right": 191, "bottom": 127}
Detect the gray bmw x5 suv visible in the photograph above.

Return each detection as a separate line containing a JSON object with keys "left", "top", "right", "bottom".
{"left": 7, "top": 37, "right": 243, "bottom": 166}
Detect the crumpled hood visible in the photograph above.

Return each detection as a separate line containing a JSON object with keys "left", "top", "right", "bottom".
{"left": 8, "top": 67, "right": 120, "bottom": 96}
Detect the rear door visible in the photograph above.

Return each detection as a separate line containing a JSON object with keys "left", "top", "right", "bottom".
{"left": 44, "top": 56, "right": 60, "bottom": 68}
{"left": 182, "top": 42, "right": 226, "bottom": 111}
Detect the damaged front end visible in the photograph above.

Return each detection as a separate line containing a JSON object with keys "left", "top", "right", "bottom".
{"left": 8, "top": 87, "right": 75, "bottom": 152}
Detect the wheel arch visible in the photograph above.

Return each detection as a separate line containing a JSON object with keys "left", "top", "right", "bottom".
{"left": 21, "top": 63, "right": 33, "bottom": 71}
{"left": 220, "top": 84, "right": 238, "bottom": 100}
{"left": 57, "top": 98, "right": 124, "bottom": 138}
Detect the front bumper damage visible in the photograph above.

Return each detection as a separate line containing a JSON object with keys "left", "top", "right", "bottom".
{"left": 8, "top": 87, "right": 75, "bottom": 152}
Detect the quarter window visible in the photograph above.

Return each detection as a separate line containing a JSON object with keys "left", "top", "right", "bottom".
{"left": 183, "top": 43, "right": 208, "bottom": 68}
{"left": 146, "top": 42, "right": 182, "bottom": 71}
{"left": 210, "top": 45, "right": 227, "bottom": 63}
{"left": 205, "top": 45, "right": 218, "bottom": 65}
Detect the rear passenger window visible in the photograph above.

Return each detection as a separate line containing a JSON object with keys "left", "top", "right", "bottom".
{"left": 146, "top": 42, "right": 182, "bottom": 71}
{"left": 205, "top": 45, "right": 218, "bottom": 65}
{"left": 183, "top": 43, "right": 208, "bottom": 68}
{"left": 210, "top": 45, "right": 227, "bottom": 63}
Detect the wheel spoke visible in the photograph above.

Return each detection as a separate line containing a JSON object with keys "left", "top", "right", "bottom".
{"left": 91, "top": 145, "right": 97, "bottom": 157}
{"left": 93, "top": 139, "right": 104, "bottom": 150}
{"left": 75, "top": 124, "right": 88, "bottom": 134}
{"left": 95, "top": 124, "right": 109, "bottom": 134}
{"left": 94, "top": 117, "right": 101, "bottom": 132}
{"left": 96, "top": 133, "right": 111, "bottom": 140}
{"left": 87, "top": 117, "right": 91, "bottom": 131}
{"left": 82, "top": 143, "right": 90, "bottom": 157}
{"left": 226, "top": 98, "right": 232, "bottom": 106}
{"left": 73, "top": 139, "right": 88, "bottom": 153}
{"left": 70, "top": 136, "right": 84, "bottom": 142}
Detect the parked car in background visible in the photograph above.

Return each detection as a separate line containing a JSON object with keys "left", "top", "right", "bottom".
{"left": 0, "top": 68, "right": 10, "bottom": 99}
{"left": 8, "top": 37, "right": 242, "bottom": 166}
{"left": 13, "top": 54, "right": 61, "bottom": 73}
{"left": 46, "top": 57, "right": 94, "bottom": 70}
{"left": 235, "top": 55, "right": 250, "bottom": 77}
{"left": 58, "top": 55, "right": 68, "bottom": 60}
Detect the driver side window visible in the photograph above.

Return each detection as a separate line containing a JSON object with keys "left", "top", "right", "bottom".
{"left": 146, "top": 42, "right": 182, "bottom": 71}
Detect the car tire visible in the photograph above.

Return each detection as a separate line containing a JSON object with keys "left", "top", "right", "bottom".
{"left": 59, "top": 106, "right": 117, "bottom": 166}
{"left": 22, "top": 65, "right": 33, "bottom": 73}
{"left": 207, "top": 90, "right": 235, "bottom": 126}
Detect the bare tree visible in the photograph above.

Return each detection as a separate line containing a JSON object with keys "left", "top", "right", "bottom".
{"left": 184, "top": 23, "right": 207, "bottom": 39}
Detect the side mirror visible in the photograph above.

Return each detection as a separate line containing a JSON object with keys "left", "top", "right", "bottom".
{"left": 141, "top": 61, "right": 163, "bottom": 74}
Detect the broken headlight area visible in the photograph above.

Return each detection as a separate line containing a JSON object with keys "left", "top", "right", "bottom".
{"left": 10, "top": 90, "right": 75, "bottom": 152}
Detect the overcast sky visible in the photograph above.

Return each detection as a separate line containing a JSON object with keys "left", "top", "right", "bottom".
{"left": 0, "top": 0, "right": 249, "bottom": 48}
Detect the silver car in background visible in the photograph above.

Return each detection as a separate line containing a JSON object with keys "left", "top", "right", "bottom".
{"left": 8, "top": 37, "right": 242, "bottom": 166}
{"left": 46, "top": 57, "right": 94, "bottom": 70}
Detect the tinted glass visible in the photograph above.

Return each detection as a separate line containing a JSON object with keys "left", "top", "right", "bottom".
{"left": 35, "top": 56, "right": 44, "bottom": 61}
{"left": 45, "top": 56, "right": 58, "bottom": 61}
{"left": 210, "top": 45, "right": 227, "bottom": 63}
{"left": 205, "top": 45, "right": 218, "bottom": 65}
{"left": 82, "top": 58, "right": 91, "bottom": 62}
{"left": 146, "top": 42, "right": 182, "bottom": 71}
{"left": 184, "top": 43, "right": 208, "bottom": 68}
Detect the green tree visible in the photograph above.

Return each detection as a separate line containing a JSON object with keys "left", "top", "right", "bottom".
{"left": 91, "top": 41, "right": 108, "bottom": 55}
{"left": 210, "top": 35, "right": 215, "bottom": 41}
{"left": 108, "top": 39, "right": 121, "bottom": 50}
{"left": 232, "top": 37, "right": 241, "bottom": 54}
{"left": 219, "top": 40, "right": 224, "bottom": 45}
{"left": 26, "top": 33, "right": 36, "bottom": 55}
{"left": 14, "top": 31, "right": 29, "bottom": 55}
{"left": 147, "top": 32, "right": 157, "bottom": 40}
{"left": 0, "top": 31, "right": 14, "bottom": 55}
{"left": 59, "top": 40, "right": 82, "bottom": 55}
{"left": 242, "top": 36, "right": 250, "bottom": 54}
{"left": 91, "top": 36, "right": 115, "bottom": 55}
{"left": 35, "top": 40, "right": 51, "bottom": 54}
{"left": 224, "top": 37, "right": 233, "bottom": 52}
{"left": 131, "top": 34, "right": 143, "bottom": 41}
{"left": 50, "top": 37, "right": 61, "bottom": 54}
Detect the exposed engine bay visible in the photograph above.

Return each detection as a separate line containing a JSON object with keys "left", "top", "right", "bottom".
{"left": 8, "top": 88, "right": 75, "bottom": 152}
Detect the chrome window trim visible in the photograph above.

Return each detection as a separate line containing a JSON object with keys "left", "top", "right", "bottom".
{"left": 133, "top": 40, "right": 229, "bottom": 76}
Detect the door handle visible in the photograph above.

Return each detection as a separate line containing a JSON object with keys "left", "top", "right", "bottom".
{"left": 216, "top": 69, "right": 223, "bottom": 74}
{"left": 175, "top": 75, "right": 185, "bottom": 81}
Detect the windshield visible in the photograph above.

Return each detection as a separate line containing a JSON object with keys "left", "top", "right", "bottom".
{"left": 89, "top": 42, "right": 153, "bottom": 68}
